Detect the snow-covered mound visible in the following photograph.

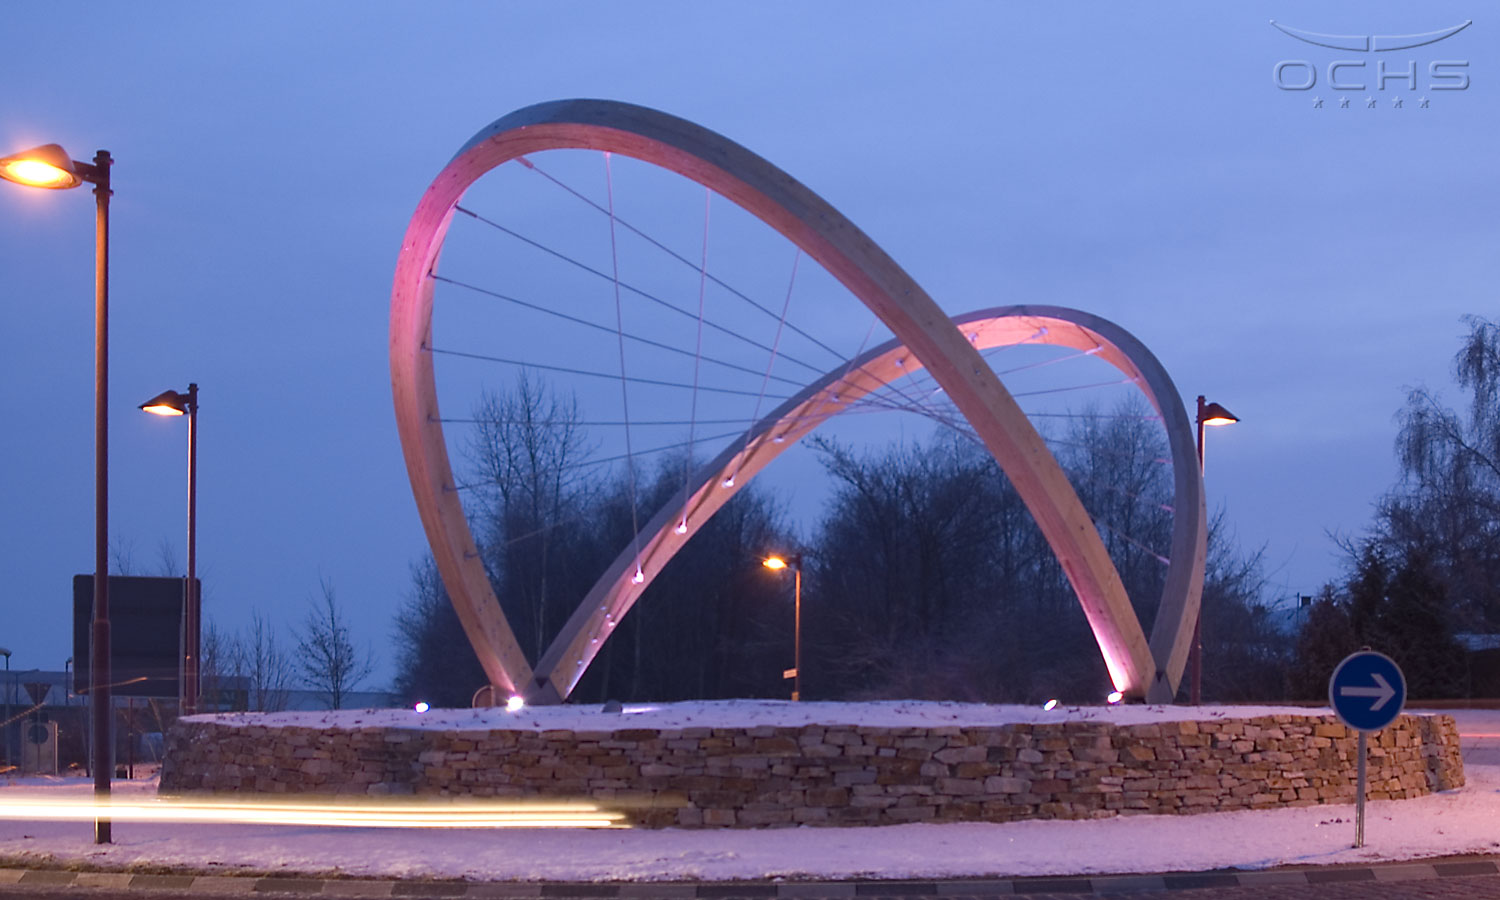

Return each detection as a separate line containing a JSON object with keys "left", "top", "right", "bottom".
{"left": 190, "top": 698, "right": 1347, "bottom": 732}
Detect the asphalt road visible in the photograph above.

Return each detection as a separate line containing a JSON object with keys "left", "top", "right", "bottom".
{"left": 6, "top": 879, "right": 1500, "bottom": 899}
{"left": 6, "top": 871, "right": 1500, "bottom": 899}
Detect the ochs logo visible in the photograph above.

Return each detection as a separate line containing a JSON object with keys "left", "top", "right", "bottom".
{"left": 1271, "top": 19, "right": 1471, "bottom": 93}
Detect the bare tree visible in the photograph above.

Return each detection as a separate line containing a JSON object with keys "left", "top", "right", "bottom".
{"left": 155, "top": 539, "right": 181, "bottom": 578}
{"left": 296, "top": 579, "right": 374, "bottom": 709}
{"left": 469, "top": 372, "right": 595, "bottom": 661}
{"left": 197, "top": 620, "right": 232, "bottom": 712}
{"left": 242, "top": 611, "right": 293, "bottom": 712}
{"left": 109, "top": 537, "right": 138, "bottom": 576}
{"left": 805, "top": 399, "right": 1280, "bottom": 704}
{"left": 197, "top": 612, "right": 292, "bottom": 712}
{"left": 1380, "top": 315, "right": 1500, "bottom": 631}
{"left": 392, "top": 556, "right": 487, "bottom": 707}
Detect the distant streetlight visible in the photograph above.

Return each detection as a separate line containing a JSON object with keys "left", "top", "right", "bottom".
{"left": 139, "top": 384, "right": 200, "bottom": 715}
{"left": 762, "top": 554, "right": 804, "bottom": 701}
{"left": 65, "top": 657, "right": 73, "bottom": 706}
{"left": 0, "top": 142, "right": 115, "bottom": 844}
{"left": 1189, "top": 395, "right": 1239, "bottom": 706}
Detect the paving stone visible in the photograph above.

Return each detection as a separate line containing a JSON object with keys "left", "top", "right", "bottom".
{"left": 254, "top": 876, "right": 328, "bottom": 893}
{"left": 191, "top": 874, "right": 262, "bottom": 894}
{"left": 1372, "top": 865, "right": 1439, "bottom": 882}
{"left": 74, "top": 872, "right": 134, "bottom": 889}
{"left": 17, "top": 870, "right": 75, "bottom": 885}
{"left": 321, "top": 880, "right": 396, "bottom": 896}
{"left": 131, "top": 873, "right": 199, "bottom": 889}
{"left": 778, "top": 884, "right": 857, "bottom": 897}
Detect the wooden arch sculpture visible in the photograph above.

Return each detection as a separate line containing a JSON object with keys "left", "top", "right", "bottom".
{"left": 390, "top": 100, "right": 1205, "bottom": 705}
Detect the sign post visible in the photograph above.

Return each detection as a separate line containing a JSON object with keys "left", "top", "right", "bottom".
{"left": 1328, "top": 650, "right": 1406, "bottom": 848}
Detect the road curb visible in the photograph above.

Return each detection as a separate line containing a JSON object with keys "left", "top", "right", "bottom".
{"left": 0, "top": 859, "right": 1496, "bottom": 897}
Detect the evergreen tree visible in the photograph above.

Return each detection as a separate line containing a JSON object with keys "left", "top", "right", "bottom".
{"left": 1287, "top": 587, "right": 1357, "bottom": 700}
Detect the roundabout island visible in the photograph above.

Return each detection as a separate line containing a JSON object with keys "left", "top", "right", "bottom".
{"left": 160, "top": 699, "right": 1464, "bottom": 829}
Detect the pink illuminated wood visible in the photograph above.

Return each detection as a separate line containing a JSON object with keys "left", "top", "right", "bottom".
{"left": 392, "top": 100, "right": 1198, "bottom": 704}
{"left": 531, "top": 306, "right": 1205, "bottom": 703}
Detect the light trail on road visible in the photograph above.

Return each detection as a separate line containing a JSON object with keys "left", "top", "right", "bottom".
{"left": 0, "top": 796, "right": 625, "bottom": 828}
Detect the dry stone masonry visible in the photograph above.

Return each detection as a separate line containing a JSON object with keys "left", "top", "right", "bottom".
{"left": 161, "top": 712, "right": 1464, "bottom": 828}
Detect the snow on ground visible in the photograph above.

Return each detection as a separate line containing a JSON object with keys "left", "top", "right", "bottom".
{"left": 195, "top": 698, "right": 1362, "bottom": 733}
{"left": 0, "top": 705, "right": 1494, "bottom": 884}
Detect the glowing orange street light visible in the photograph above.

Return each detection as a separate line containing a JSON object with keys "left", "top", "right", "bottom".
{"left": 140, "top": 392, "right": 189, "bottom": 416}
{"left": 0, "top": 144, "right": 84, "bottom": 190}
{"left": 762, "top": 554, "right": 804, "bottom": 701}
{"left": 1, "top": 141, "right": 114, "bottom": 845}
{"left": 139, "top": 384, "right": 200, "bottom": 716}
{"left": 1189, "top": 395, "right": 1239, "bottom": 706}
{"left": 1199, "top": 400, "right": 1239, "bottom": 432}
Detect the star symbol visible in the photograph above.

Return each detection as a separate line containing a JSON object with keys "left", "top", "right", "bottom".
{"left": 1340, "top": 97, "right": 1351, "bottom": 109}
{"left": 1313, "top": 97, "right": 1325, "bottom": 109}
{"left": 1420, "top": 97, "right": 1431, "bottom": 108}
{"left": 1392, "top": 97, "right": 1404, "bottom": 109}
{"left": 1366, "top": 96, "right": 1377, "bottom": 109}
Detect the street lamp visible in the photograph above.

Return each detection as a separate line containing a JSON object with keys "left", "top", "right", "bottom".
{"left": 140, "top": 384, "right": 200, "bottom": 715}
{"left": 0, "top": 142, "right": 115, "bottom": 843}
{"left": 762, "top": 554, "right": 804, "bottom": 701}
{"left": 1189, "top": 395, "right": 1239, "bottom": 706}
{"left": 1, "top": 647, "right": 10, "bottom": 769}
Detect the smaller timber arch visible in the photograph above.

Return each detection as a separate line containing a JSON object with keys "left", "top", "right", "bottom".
{"left": 525, "top": 306, "right": 1205, "bottom": 705}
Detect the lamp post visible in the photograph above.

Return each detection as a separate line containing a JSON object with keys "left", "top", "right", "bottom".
{"left": 762, "top": 554, "right": 804, "bottom": 701}
{"left": 1189, "top": 395, "right": 1239, "bottom": 706}
{"left": 1, "top": 647, "right": 10, "bottom": 769}
{"left": 0, "top": 143, "right": 115, "bottom": 843}
{"left": 65, "top": 657, "right": 73, "bottom": 706}
{"left": 140, "top": 384, "right": 199, "bottom": 715}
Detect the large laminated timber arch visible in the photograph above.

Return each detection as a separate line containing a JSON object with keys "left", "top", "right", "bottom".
{"left": 390, "top": 100, "right": 1206, "bottom": 706}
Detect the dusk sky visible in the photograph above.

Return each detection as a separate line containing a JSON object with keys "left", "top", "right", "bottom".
{"left": 2, "top": 3, "right": 1494, "bottom": 691}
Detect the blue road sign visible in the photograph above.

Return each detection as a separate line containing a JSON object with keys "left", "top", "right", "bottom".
{"left": 1328, "top": 651, "right": 1406, "bottom": 732}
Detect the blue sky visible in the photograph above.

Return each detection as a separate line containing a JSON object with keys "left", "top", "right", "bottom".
{"left": 1, "top": 3, "right": 1494, "bottom": 689}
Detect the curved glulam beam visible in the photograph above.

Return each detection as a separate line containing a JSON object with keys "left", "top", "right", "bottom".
{"left": 528, "top": 306, "right": 1205, "bottom": 704}
{"left": 391, "top": 99, "right": 1167, "bottom": 703}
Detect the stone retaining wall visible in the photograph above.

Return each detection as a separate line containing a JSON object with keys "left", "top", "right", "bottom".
{"left": 160, "top": 712, "right": 1465, "bottom": 828}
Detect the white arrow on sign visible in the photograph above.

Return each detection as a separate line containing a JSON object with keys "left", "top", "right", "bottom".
{"left": 1339, "top": 672, "right": 1396, "bottom": 711}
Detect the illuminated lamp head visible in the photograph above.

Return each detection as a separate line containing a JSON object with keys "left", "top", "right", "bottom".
{"left": 0, "top": 144, "right": 81, "bottom": 190}
{"left": 139, "top": 389, "right": 189, "bottom": 416}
